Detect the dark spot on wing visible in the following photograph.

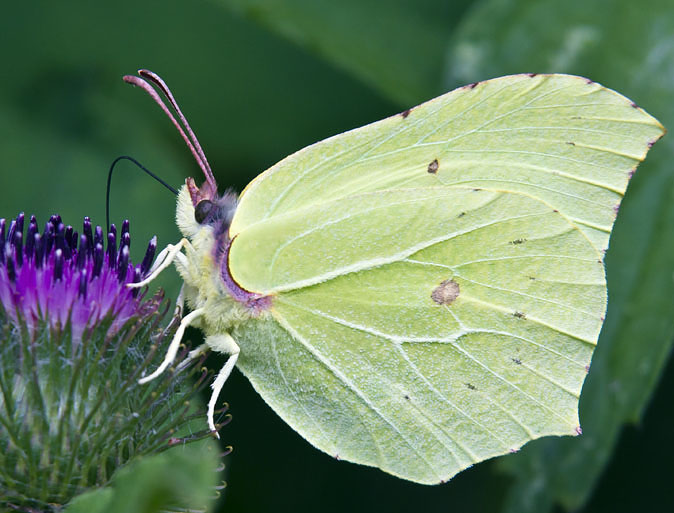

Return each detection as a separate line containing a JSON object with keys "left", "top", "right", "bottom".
{"left": 631, "top": 102, "right": 639, "bottom": 109}
{"left": 528, "top": 276, "right": 536, "bottom": 281}
{"left": 469, "top": 82, "right": 479, "bottom": 89}
{"left": 472, "top": 188, "right": 482, "bottom": 192}
{"left": 431, "top": 279, "right": 460, "bottom": 305}
{"left": 427, "top": 158, "right": 439, "bottom": 174}
{"left": 527, "top": 73, "right": 538, "bottom": 78}
{"left": 458, "top": 212, "right": 466, "bottom": 218}
{"left": 465, "top": 383, "right": 476, "bottom": 390}
{"left": 566, "top": 141, "right": 576, "bottom": 146}
{"left": 401, "top": 108, "right": 412, "bottom": 118}
{"left": 571, "top": 116, "right": 582, "bottom": 120}
{"left": 513, "top": 311, "right": 526, "bottom": 319}
{"left": 648, "top": 139, "right": 656, "bottom": 148}
{"left": 511, "top": 357, "right": 522, "bottom": 365}
{"left": 335, "top": 454, "right": 341, "bottom": 460}
{"left": 585, "top": 78, "right": 594, "bottom": 84}
{"left": 575, "top": 426, "right": 583, "bottom": 435}
{"left": 404, "top": 394, "right": 410, "bottom": 400}
{"left": 510, "top": 238, "right": 526, "bottom": 245}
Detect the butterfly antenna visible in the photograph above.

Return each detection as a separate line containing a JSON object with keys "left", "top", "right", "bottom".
{"left": 137, "top": 70, "right": 214, "bottom": 178}
{"left": 106, "top": 155, "right": 179, "bottom": 231}
{"left": 123, "top": 71, "right": 218, "bottom": 195}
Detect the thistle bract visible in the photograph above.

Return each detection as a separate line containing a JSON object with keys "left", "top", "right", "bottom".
{"left": 0, "top": 213, "right": 217, "bottom": 512}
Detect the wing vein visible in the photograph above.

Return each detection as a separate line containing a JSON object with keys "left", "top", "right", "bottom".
{"left": 517, "top": 361, "right": 581, "bottom": 399}
{"left": 395, "top": 344, "right": 512, "bottom": 453}
{"left": 441, "top": 306, "right": 538, "bottom": 438}
{"left": 270, "top": 325, "right": 334, "bottom": 450}
{"left": 459, "top": 295, "right": 597, "bottom": 346}
{"left": 276, "top": 301, "right": 516, "bottom": 462}
{"left": 445, "top": 310, "right": 575, "bottom": 427}
{"left": 413, "top": 80, "right": 580, "bottom": 146}
{"left": 273, "top": 313, "right": 446, "bottom": 481}
{"left": 454, "top": 273, "right": 602, "bottom": 317}
{"left": 269, "top": 207, "right": 556, "bottom": 293}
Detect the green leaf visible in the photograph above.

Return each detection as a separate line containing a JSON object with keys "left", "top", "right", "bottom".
{"left": 214, "top": 0, "right": 474, "bottom": 104}
{"left": 444, "top": 0, "right": 674, "bottom": 510}
{"left": 64, "top": 488, "right": 115, "bottom": 513}
{"left": 64, "top": 441, "right": 221, "bottom": 513}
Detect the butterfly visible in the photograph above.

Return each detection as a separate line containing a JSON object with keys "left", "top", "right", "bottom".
{"left": 125, "top": 70, "right": 663, "bottom": 484}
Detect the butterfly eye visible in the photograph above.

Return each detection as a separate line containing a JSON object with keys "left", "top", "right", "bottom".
{"left": 194, "top": 200, "right": 214, "bottom": 224}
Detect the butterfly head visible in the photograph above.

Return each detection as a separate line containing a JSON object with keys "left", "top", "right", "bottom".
{"left": 176, "top": 179, "right": 237, "bottom": 242}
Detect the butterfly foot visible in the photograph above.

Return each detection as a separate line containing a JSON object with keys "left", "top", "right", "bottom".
{"left": 206, "top": 335, "right": 240, "bottom": 437}
{"left": 138, "top": 308, "right": 205, "bottom": 384}
{"left": 175, "top": 342, "right": 209, "bottom": 373}
{"left": 127, "top": 238, "right": 190, "bottom": 289}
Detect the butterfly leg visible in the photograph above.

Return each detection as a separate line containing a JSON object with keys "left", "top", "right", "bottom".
{"left": 205, "top": 333, "right": 240, "bottom": 437}
{"left": 129, "top": 238, "right": 191, "bottom": 289}
{"left": 175, "top": 342, "right": 209, "bottom": 372}
{"left": 138, "top": 307, "right": 205, "bottom": 384}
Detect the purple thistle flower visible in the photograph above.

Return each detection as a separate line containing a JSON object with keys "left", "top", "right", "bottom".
{"left": 0, "top": 213, "right": 157, "bottom": 343}
{"left": 0, "top": 212, "right": 223, "bottom": 512}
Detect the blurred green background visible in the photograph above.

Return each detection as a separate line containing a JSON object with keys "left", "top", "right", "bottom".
{"left": 2, "top": 1, "right": 673, "bottom": 512}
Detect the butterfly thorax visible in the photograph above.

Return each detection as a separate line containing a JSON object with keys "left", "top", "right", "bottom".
{"left": 175, "top": 184, "right": 271, "bottom": 335}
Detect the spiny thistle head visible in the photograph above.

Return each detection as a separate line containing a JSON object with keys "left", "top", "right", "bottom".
{"left": 0, "top": 214, "right": 155, "bottom": 343}
{"left": 0, "top": 212, "right": 223, "bottom": 512}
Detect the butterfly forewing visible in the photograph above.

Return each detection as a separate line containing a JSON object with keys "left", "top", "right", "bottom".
{"left": 231, "top": 74, "right": 663, "bottom": 254}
